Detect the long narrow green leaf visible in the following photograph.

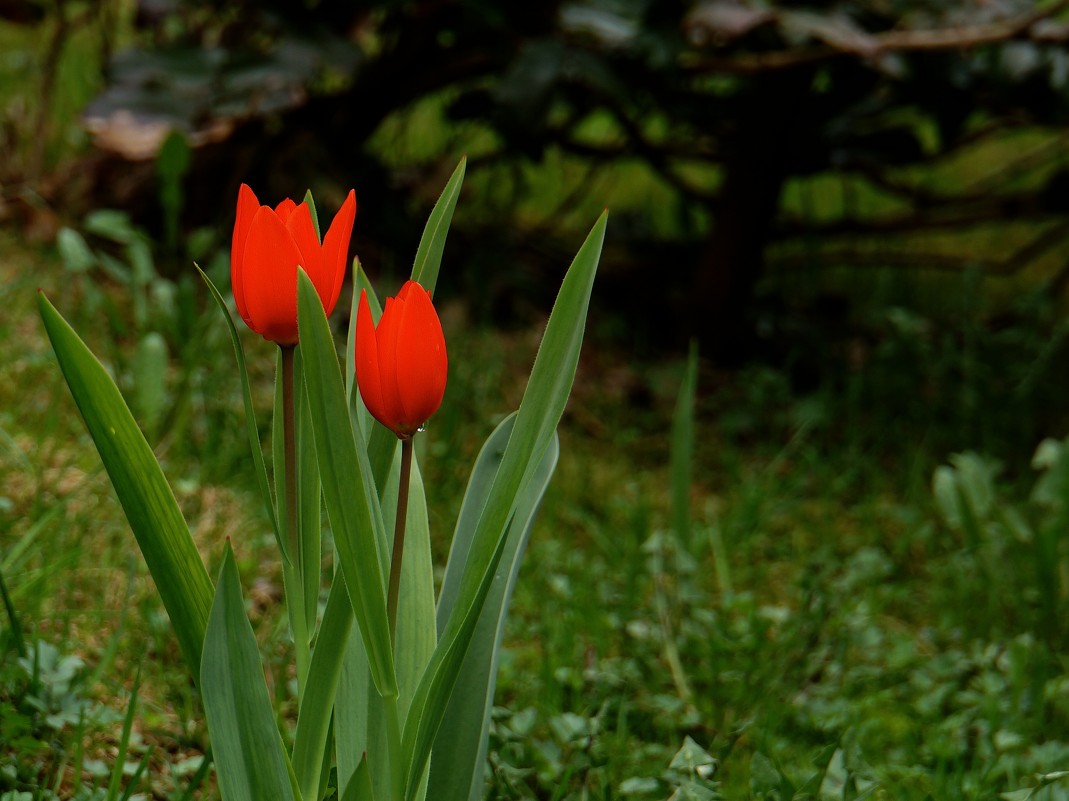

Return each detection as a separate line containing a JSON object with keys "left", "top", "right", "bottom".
{"left": 430, "top": 415, "right": 559, "bottom": 801}
{"left": 195, "top": 265, "right": 283, "bottom": 558}
{"left": 200, "top": 544, "right": 296, "bottom": 801}
{"left": 292, "top": 571, "right": 354, "bottom": 800}
{"left": 401, "top": 211, "right": 607, "bottom": 797}
{"left": 334, "top": 591, "right": 371, "bottom": 794}
{"left": 340, "top": 754, "right": 375, "bottom": 801}
{"left": 296, "top": 348, "right": 323, "bottom": 635}
{"left": 382, "top": 450, "right": 436, "bottom": 723}
{"left": 671, "top": 342, "right": 698, "bottom": 550}
{"left": 410, "top": 157, "right": 465, "bottom": 296}
{"left": 297, "top": 269, "right": 397, "bottom": 699}
{"left": 38, "top": 293, "right": 213, "bottom": 674}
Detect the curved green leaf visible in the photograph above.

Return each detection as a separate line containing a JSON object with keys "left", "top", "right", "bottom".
{"left": 297, "top": 269, "right": 397, "bottom": 699}
{"left": 38, "top": 292, "right": 213, "bottom": 675}
{"left": 401, "top": 211, "right": 607, "bottom": 798}
{"left": 201, "top": 544, "right": 296, "bottom": 801}
{"left": 430, "top": 415, "right": 559, "bottom": 801}
{"left": 293, "top": 570, "right": 354, "bottom": 800}
{"left": 410, "top": 157, "right": 466, "bottom": 296}
{"left": 195, "top": 265, "right": 283, "bottom": 559}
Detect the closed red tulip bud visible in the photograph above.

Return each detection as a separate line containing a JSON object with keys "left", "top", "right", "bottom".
{"left": 231, "top": 183, "right": 356, "bottom": 345}
{"left": 355, "top": 281, "right": 447, "bottom": 438}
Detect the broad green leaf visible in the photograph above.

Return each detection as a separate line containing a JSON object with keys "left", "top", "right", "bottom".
{"left": 671, "top": 342, "right": 698, "bottom": 550}
{"left": 410, "top": 157, "right": 465, "bottom": 296}
{"left": 200, "top": 545, "right": 296, "bottom": 801}
{"left": 429, "top": 415, "right": 559, "bottom": 801}
{"left": 293, "top": 571, "right": 354, "bottom": 800}
{"left": 381, "top": 449, "right": 436, "bottom": 723}
{"left": 297, "top": 269, "right": 397, "bottom": 699}
{"left": 401, "top": 211, "right": 606, "bottom": 798}
{"left": 195, "top": 265, "right": 283, "bottom": 558}
{"left": 335, "top": 595, "right": 372, "bottom": 794}
{"left": 340, "top": 754, "right": 375, "bottom": 801}
{"left": 38, "top": 293, "right": 212, "bottom": 675}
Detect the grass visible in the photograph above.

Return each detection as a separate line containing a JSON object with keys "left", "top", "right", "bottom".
{"left": 6, "top": 212, "right": 1069, "bottom": 801}
{"left": 4, "top": 17, "right": 1069, "bottom": 796}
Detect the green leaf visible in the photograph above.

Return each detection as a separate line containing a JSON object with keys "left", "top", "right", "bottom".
{"left": 670, "top": 343, "right": 697, "bottom": 550}
{"left": 292, "top": 571, "right": 354, "bottom": 800}
{"left": 201, "top": 544, "right": 296, "bottom": 801}
{"left": 297, "top": 269, "right": 397, "bottom": 699}
{"left": 196, "top": 265, "right": 283, "bottom": 558}
{"left": 38, "top": 293, "right": 213, "bottom": 675}
{"left": 401, "top": 211, "right": 606, "bottom": 798}
{"left": 297, "top": 349, "right": 323, "bottom": 636}
{"left": 429, "top": 414, "right": 559, "bottom": 801}
{"left": 334, "top": 596, "right": 372, "bottom": 794}
{"left": 410, "top": 157, "right": 466, "bottom": 296}
{"left": 382, "top": 449, "right": 436, "bottom": 723}
{"left": 303, "top": 189, "right": 321, "bottom": 242}
{"left": 131, "top": 332, "right": 169, "bottom": 438}
{"left": 56, "top": 227, "right": 96, "bottom": 273}
{"left": 340, "top": 754, "right": 375, "bottom": 801}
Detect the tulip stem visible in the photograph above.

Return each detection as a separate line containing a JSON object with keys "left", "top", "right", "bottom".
{"left": 387, "top": 436, "right": 413, "bottom": 641}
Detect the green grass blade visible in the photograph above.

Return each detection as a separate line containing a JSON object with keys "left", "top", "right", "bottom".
{"left": 106, "top": 665, "right": 141, "bottom": 801}
{"left": 200, "top": 544, "right": 297, "bottom": 801}
{"left": 671, "top": 342, "right": 698, "bottom": 550}
{"left": 37, "top": 292, "right": 213, "bottom": 675}
{"left": 297, "top": 269, "right": 397, "bottom": 699}
{"left": 401, "top": 211, "right": 606, "bottom": 797}
{"left": 195, "top": 265, "right": 283, "bottom": 558}
{"left": 410, "top": 157, "right": 466, "bottom": 296}
{"left": 430, "top": 415, "right": 559, "bottom": 801}
{"left": 292, "top": 571, "right": 354, "bottom": 800}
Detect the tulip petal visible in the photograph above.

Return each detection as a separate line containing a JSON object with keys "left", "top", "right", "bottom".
{"left": 231, "top": 184, "right": 261, "bottom": 328}
{"left": 355, "top": 289, "right": 388, "bottom": 428}
{"left": 394, "top": 282, "right": 447, "bottom": 427}
{"left": 242, "top": 206, "right": 304, "bottom": 345}
{"left": 321, "top": 190, "right": 357, "bottom": 316}
{"left": 376, "top": 295, "right": 411, "bottom": 431}
{"left": 285, "top": 202, "right": 324, "bottom": 300}
{"left": 274, "top": 198, "right": 298, "bottom": 222}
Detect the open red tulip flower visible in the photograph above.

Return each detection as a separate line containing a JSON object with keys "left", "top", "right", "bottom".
{"left": 231, "top": 183, "right": 357, "bottom": 346}
{"left": 355, "top": 281, "right": 448, "bottom": 439}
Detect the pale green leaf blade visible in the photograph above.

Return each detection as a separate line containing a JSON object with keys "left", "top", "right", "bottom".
{"left": 37, "top": 293, "right": 213, "bottom": 675}
{"left": 200, "top": 544, "right": 296, "bottom": 801}
{"left": 335, "top": 594, "right": 372, "bottom": 792}
{"left": 297, "top": 269, "right": 397, "bottom": 698}
{"left": 292, "top": 571, "right": 354, "bottom": 800}
{"left": 430, "top": 415, "right": 559, "bottom": 801}
{"left": 296, "top": 349, "right": 323, "bottom": 634}
{"left": 195, "top": 265, "right": 283, "bottom": 557}
{"left": 303, "top": 189, "right": 321, "bottom": 241}
{"left": 410, "top": 157, "right": 466, "bottom": 295}
{"left": 381, "top": 450, "right": 436, "bottom": 722}
{"left": 340, "top": 754, "right": 375, "bottom": 801}
{"left": 401, "top": 211, "right": 606, "bottom": 797}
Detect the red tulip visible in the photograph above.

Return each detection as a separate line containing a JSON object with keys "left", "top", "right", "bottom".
{"left": 355, "top": 281, "right": 447, "bottom": 438}
{"left": 230, "top": 183, "right": 357, "bottom": 345}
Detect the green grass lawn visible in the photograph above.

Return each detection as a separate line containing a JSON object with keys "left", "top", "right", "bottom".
{"left": 5, "top": 217, "right": 1069, "bottom": 801}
